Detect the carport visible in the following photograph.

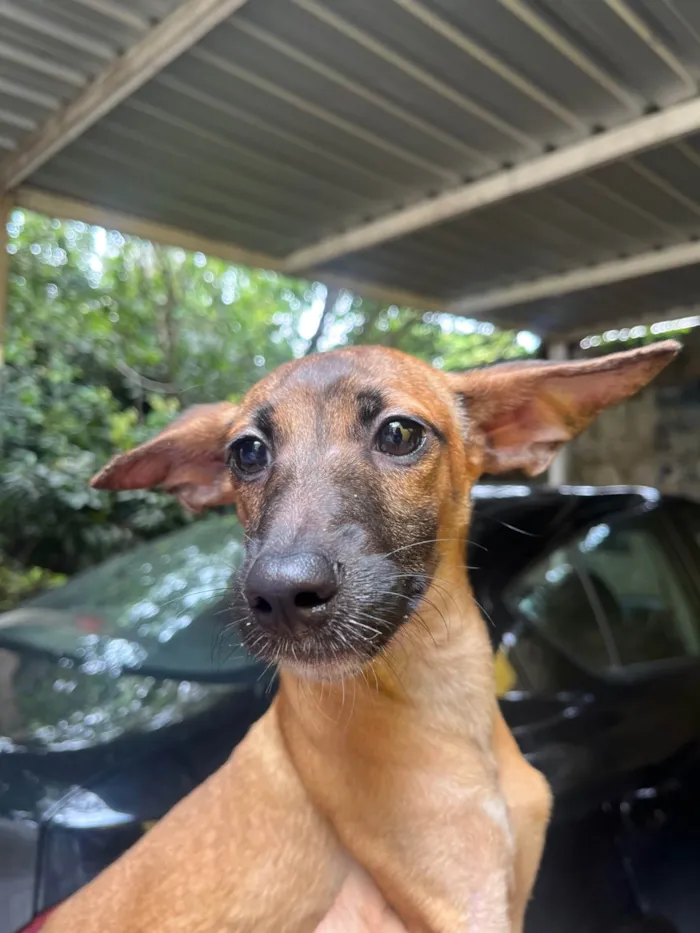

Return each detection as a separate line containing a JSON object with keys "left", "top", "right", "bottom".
{"left": 3, "top": 0, "right": 700, "bottom": 483}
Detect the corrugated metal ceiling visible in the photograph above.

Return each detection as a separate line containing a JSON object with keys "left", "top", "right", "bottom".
{"left": 0, "top": 0, "right": 186, "bottom": 151}
{"left": 4, "top": 0, "right": 700, "bottom": 337}
{"left": 483, "top": 261, "right": 700, "bottom": 338}
{"left": 321, "top": 136, "right": 700, "bottom": 293}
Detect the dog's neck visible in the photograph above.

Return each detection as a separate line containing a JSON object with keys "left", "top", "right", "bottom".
{"left": 277, "top": 548, "right": 497, "bottom": 750}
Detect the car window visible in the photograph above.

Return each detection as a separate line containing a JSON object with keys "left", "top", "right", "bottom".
{"left": 576, "top": 518, "right": 700, "bottom": 665}
{"left": 511, "top": 545, "right": 615, "bottom": 672}
{"left": 508, "top": 513, "right": 700, "bottom": 675}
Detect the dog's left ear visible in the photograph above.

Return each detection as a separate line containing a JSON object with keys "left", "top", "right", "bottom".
{"left": 91, "top": 402, "right": 237, "bottom": 513}
{"left": 448, "top": 340, "right": 680, "bottom": 477}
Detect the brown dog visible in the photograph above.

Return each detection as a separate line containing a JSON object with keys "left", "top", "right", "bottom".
{"left": 43, "top": 340, "right": 678, "bottom": 933}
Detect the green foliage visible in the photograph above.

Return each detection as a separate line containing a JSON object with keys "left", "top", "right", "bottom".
{"left": 327, "top": 295, "right": 530, "bottom": 370}
{"left": 0, "top": 558, "right": 66, "bottom": 613}
{"left": 1, "top": 209, "right": 534, "bottom": 602}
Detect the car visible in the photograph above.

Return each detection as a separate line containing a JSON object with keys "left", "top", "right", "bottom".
{"left": 1, "top": 485, "right": 700, "bottom": 933}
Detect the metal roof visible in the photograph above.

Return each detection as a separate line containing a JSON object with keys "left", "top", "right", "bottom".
{"left": 0, "top": 0, "right": 185, "bottom": 151}
{"left": 4, "top": 0, "right": 700, "bottom": 338}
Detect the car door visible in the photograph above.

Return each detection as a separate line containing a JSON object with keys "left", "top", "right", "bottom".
{"left": 496, "top": 501, "right": 700, "bottom": 933}
{"left": 617, "top": 500, "right": 700, "bottom": 933}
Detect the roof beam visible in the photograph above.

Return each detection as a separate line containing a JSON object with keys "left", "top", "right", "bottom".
{"left": 446, "top": 240, "right": 700, "bottom": 317}
{"left": 561, "top": 306, "right": 700, "bottom": 344}
{"left": 0, "top": 0, "right": 252, "bottom": 194}
{"left": 283, "top": 95, "right": 700, "bottom": 272}
{"left": 15, "top": 187, "right": 439, "bottom": 312}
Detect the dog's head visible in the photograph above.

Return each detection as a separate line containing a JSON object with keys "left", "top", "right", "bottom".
{"left": 92, "top": 342, "right": 678, "bottom": 677}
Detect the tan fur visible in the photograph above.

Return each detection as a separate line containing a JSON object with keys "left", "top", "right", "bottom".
{"left": 46, "top": 341, "right": 679, "bottom": 933}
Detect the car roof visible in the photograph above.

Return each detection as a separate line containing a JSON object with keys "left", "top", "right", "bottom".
{"left": 470, "top": 483, "right": 667, "bottom": 515}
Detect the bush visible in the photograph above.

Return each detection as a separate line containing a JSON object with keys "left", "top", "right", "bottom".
{"left": 0, "top": 558, "right": 66, "bottom": 613}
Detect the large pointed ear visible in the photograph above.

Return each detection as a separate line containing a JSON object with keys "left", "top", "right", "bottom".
{"left": 448, "top": 341, "right": 680, "bottom": 477}
{"left": 91, "top": 402, "right": 238, "bottom": 513}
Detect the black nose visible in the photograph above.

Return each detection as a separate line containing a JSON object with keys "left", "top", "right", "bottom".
{"left": 244, "top": 552, "right": 339, "bottom": 635}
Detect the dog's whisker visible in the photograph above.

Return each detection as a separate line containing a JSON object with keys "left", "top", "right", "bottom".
{"left": 346, "top": 674, "right": 358, "bottom": 730}
{"left": 492, "top": 519, "right": 536, "bottom": 537}
{"left": 152, "top": 586, "right": 231, "bottom": 611}
{"left": 470, "top": 594, "right": 496, "bottom": 629}
{"left": 346, "top": 617, "right": 383, "bottom": 638}
{"left": 339, "top": 660, "right": 347, "bottom": 716}
{"left": 379, "top": 652, "right": 411, "bottom": 701}
{"left": 297, "top": 674, "right": 324, "bottom": 732}
{"left": 367, "top": 588, "right": 447, "bottom": 645}
{"left": 256, "top": 656, "right": 278, "bottom": 684}
{"left": 383, "top": 537, "right": 462, "bottom": 558}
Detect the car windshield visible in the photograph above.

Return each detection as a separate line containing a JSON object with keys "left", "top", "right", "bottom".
{"left": 0, "top": 487, "right": 521, "bottom": 684}
{"left": 0, "top": 514, "right": 259, "bottom": 683}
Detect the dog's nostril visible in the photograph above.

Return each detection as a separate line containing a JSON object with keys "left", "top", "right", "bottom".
{"left": 244, "top": 552, "right": 339, "bottom": 632}
{"left": 294, "top": 591, "right": 331, "bottom": 609}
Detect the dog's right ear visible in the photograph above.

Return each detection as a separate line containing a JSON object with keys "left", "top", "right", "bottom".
{"left": 91, "top": 402, "right": 237, "bottom": 513}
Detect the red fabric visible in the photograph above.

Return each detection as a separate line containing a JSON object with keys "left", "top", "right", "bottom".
{"left": 19, "top": 908, "right": 56, "bottom": 933}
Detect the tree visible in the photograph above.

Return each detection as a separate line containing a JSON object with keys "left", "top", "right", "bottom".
{"left": 1, "top": 209, "right": 533, "bottom": 604}
{"left": 308, "top": 291, "right": 531, "bottom": 369}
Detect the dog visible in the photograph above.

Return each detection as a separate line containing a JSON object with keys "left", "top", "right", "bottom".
{"left": 43, "top": 340, "right": 679, "bottom": 933}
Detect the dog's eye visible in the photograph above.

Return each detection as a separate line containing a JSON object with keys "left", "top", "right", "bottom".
{"left": 376, "top": 419, "right": 426, "bottom": 457}
{"left": 229, "top": 437, "right": 270, "bottom": 476}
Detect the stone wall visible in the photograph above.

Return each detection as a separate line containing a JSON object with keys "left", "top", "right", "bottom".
{"left": 568, "top": 331, "right": 700, "bottom": 500}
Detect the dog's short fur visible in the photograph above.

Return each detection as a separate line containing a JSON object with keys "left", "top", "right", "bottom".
{"left": 44, "top": 341, "right": 678, "bottom": 933}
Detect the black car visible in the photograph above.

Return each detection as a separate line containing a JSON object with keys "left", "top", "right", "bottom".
{"left": 2, "top": 485, "right": 700, "bottom": 933}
